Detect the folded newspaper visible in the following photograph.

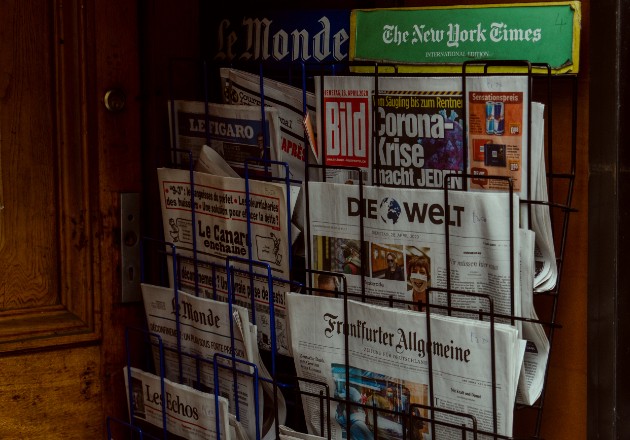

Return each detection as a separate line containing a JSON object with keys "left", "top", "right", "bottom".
{"left": 168, "top": 100, "right": 283, "bottom": 178}
{"left": 516, "top": 230, "right": 550, "bottom": 406}
{"left": 279, "top": 425, "right": 326, "bottom": 440}
{"left": 528, "top": 103, "right": 558, "bottom": 292}
{"left": 141, "top": 283, "right": 287, "bottom": 440}
{"left": 465, "top": 76, "right": 529, "bottom": 196}
{"left": 220, "top": 67, "right": 319, "bottom": 182}
{"left": 141, "top": 283, "right": 260, "bottom": 439}
{"left": 313, "top": 74, "right": 556, "bottom": 293}
{"left": 286, "top": 293, "right": 525, "bottom": 440}
{"left": 195, "top": 144, "right": 303, "bottom": 246}
{"left": 124, "top": 366, "right": 231, "bottom": 440}
{"left": 465, "top": 79, "right": 556, "bottom": 292}
{"left": 157, "top": 167, "right": 293, "bottom": 355}
{"left": 307, "top": 181, "right": 521, "bottom": 323}
{"left": 196, "top": 144, "right": 240, "bottom": 178}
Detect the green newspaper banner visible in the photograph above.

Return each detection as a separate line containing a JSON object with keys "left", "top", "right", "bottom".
{"left": 350, "top": 2, "right": 581, "bottom": 73}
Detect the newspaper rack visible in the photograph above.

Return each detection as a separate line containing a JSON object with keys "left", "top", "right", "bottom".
{"left": 110, "top": 57, "right": 577, "bottom": 440}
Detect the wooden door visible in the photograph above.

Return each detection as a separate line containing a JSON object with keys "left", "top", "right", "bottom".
{"left": 0, "top": 0, "right": 142, "bottom": 438}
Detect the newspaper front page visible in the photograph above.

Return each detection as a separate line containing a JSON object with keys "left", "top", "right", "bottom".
{"left": 375, "top": 77, "right": 464, "bottom": 190}
{"left": 307, "top": 181, "right": 521, "bottom": 322}
{"left": 124, "top": 366, "right": 231, "bottom": 440}
{"left": 465, "top": 76, "right": 529, "bottom": 195}
{"left": 466, "top": 78, "right": 557, "bottom": 291}
{"left": 315, "top": 75, "right": 374, "bottom": 185}
{"left": 279, "top": 425, "right": 326, "bottom": 440}
{"left": 157, "top": 167, "right": 292, "bottom": 355}
{"left": 286, "top": 294, "right": 525, "bottom": 440}
{"left": 141, "top": 283, "right": 262, "bottom": 440}
{"left": 315, "top": 75, "right": 464, "bottom": 188}
{"left": 168, "top": 100, "right": 283, "bottom": 178}
{"left": 220, "top": 67, "right": 318, "bottom": 182}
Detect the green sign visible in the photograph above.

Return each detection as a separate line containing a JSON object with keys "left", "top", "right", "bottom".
{"left": 350, "top": 2, "right": 581, "bottom": 73}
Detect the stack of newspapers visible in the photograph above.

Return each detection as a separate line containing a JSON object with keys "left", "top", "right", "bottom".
{"left": 124, "top": 284, "right": 286, "bottom": 440}
{"left": 286, "top": 293, "right": 525, "bottom": 440}
{"left": 134, "top": 68, "right": 557, "bottom": 439}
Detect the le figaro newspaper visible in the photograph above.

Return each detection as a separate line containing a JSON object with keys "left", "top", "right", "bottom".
{"left": 287, "top": 294, "right": 526, "bottom": 440}
{"left": 168, "top": 100, "right": 283, "bottom": 178}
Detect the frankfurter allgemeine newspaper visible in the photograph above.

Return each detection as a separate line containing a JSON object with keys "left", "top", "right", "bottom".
{"left": 286, "top": 293, "right": 525, "bottom": 439}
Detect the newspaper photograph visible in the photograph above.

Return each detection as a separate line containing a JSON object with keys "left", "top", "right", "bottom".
{"left": 286, "top": 294, "right": 525, "bottom": 439}
{"left": 315, "top": 75, "right": 464, "bottom": 188}
{"left": 307, "top": 181, "right": 521, "bottom": 322}
{"left": 141, "top": 283, "right": 261, "bottom": 440}
{"left": 220, "top": 67, "right": 319, "bottom": 182}
{"left": 168, "top": 100, "right": 283, "bottom": 178}
{"left": 157, "top": 167, "right": 292, "bottom": 355}
{"left": 124, "top": 366, "right": 231, "bottom": 440}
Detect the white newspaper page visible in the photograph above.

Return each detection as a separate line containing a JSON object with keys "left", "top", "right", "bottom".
{"left": 169, "top": 100, "right": 283, "bottom": 178}
{"left": 467, "top": 85, "right": 557, "bottom": 290}
{"left": 279, "top": 425, "right": 326, "bottom": 440}
{"left": 230, "top": 415, "right": 250, "bottom": 440}
{"left": 529, "top": 103, "right": 558, "bottom": 292}
{"left": 220, "top": 67, "right": 318, "bottom": 182}
{"left": 308, "top": 181, "right": 521, "bottom": 323}
{"left": 158, "top": 167, "right": 292, "bottom": 355}
{"left": 238, "top": 306, "right": 289, "bottom": 440}
{"left": 196, "top": 144, "right": 240, "bottom": 178}
{"left": 286, "top": 294, "right": 524, "bottom": 440}
{"left": 196, "top": 144, "right": 304, "bottom": 247}
{"left": 124, "top": 366, "right": 231, "bottom": 440}
{"left": 141, "top": 283, "right": 261, "bottom": 440}
{"left": 516, "top": 230, "right": 550, "bottom": 405}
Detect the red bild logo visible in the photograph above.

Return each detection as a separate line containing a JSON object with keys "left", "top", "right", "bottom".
{"left": 324, "top": 97, "right": 369, "bottom": 167}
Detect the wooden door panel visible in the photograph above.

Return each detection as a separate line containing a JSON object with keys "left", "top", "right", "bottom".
{"left": 0, "top": 0, "right": 143, "bottom": 437}
{"left": 0, "top": 0, "right": 99, "bottom": 352}
{"left": 0, "top": 0, "right": 58, "bottom": 311}
{"left": 0, "top": 346, "right": 102, "bottom": 439}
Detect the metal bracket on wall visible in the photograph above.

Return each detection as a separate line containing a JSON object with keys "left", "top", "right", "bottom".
{"left": 121, "top": 192, "right": 141, "bottom": 302}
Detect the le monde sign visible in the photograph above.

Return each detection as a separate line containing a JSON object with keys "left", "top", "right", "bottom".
{"left": 208, "top": 10, "right": 351, "bottom": 64}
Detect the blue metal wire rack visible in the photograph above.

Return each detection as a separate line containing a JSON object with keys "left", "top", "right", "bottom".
{"left": 111, "top": 58, "right": 577, "bottom": 440}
